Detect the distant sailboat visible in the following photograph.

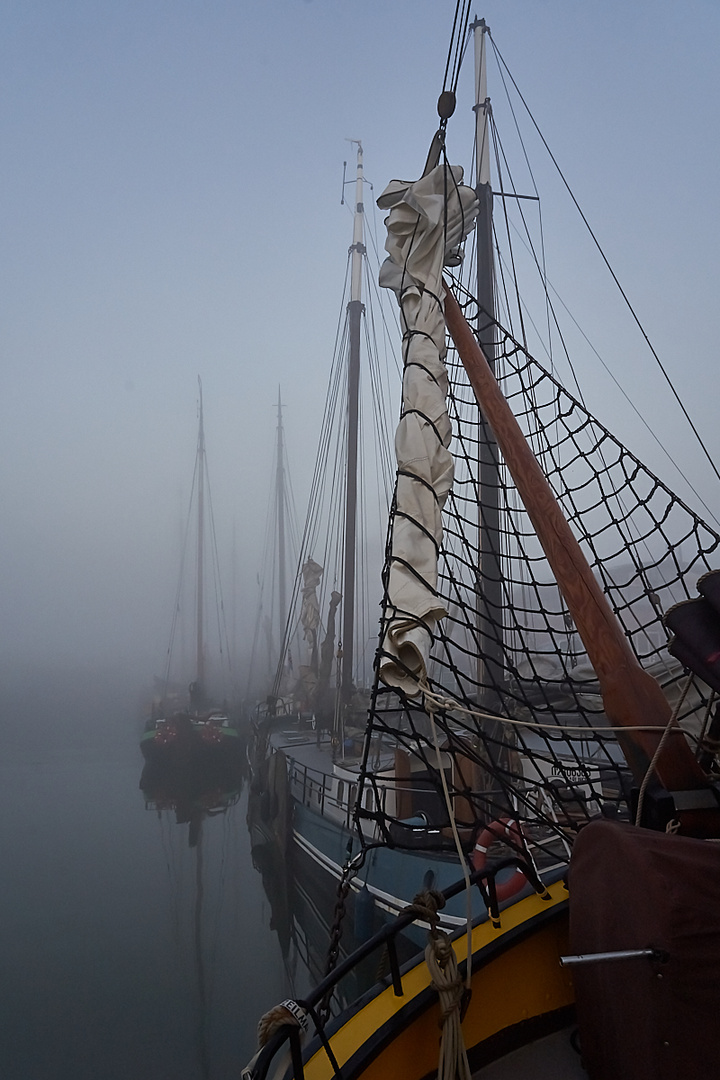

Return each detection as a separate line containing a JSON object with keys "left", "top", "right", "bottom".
{"left": 140, "top": 380, "right": 244, "bottom": 775}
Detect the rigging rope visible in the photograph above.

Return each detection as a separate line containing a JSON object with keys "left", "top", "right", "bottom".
{"left": 487, "top": 29, "right": 720, "bottom": 487}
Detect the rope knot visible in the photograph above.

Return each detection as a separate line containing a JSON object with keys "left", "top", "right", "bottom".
{"left": 404, "top": 886, "right": 446, "bottom": 932}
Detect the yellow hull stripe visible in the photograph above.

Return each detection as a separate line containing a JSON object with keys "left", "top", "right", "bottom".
{"left": 303, "top": 879, "right": 573, "bottom": 1080}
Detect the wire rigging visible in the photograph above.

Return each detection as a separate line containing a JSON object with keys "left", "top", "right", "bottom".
{"left": 487, "top": 29, "right": 720, "bottom": 488}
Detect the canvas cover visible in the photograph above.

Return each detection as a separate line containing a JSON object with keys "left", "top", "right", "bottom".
{"left": 377, "top": 162, "right": 478, "bottom": 695}
{"left": 569, "top": 819, "right": 720, "bottom": 1079}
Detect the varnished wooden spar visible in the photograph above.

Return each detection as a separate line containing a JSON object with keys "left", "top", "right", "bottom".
{"left": 444, "top": 284, "right": 709, "bottom": 797}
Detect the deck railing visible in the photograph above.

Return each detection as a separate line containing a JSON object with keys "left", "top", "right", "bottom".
{"left": 242, "top": 854, "right": 555, "bottom": 1080}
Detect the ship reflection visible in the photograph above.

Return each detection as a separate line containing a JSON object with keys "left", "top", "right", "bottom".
{"left": 140, "top": 756, "right": 246, "bottom": 1079}
{"left": 247, "top": 778, "right": 418, "bottom": 1015}
{"left": 140, "top": 756, "right": 245, "bottom": 847}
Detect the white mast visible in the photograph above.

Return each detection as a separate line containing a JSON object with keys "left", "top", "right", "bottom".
{"left": 472, "top": 17, "right": 504, "bottom": 705}
{"left": 474, "top": 18, "right": 491, "bottom": 188}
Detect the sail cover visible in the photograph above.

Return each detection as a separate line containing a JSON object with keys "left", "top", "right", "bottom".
{"left": 377, "top": 162, "right": 478, "bottom": 695}
{"left": 299, "top": 557, "right": 323, "bottom": 670}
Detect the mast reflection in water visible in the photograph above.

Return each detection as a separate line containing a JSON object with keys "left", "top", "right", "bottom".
{"left": 138, "top": 754, "right": 256, "bottom": 1078}
{"left": 247, "top": 770, "right": 419, "bottom": 1019}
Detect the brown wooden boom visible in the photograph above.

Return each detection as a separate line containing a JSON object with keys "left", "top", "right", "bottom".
{"left": 444, "top": 284, "right": 709, "bottom": 796}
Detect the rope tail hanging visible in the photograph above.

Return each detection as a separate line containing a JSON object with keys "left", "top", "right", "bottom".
{"left": 406, "top": 888, "right": 472, "bottom": 1080}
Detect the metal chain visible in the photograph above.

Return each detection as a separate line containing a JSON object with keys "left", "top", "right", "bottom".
{"left": 318, "top": 851, "right": 365, "bottom": 1026}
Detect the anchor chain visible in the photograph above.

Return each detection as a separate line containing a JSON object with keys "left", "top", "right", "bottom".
{"left": 318, "top": 848, "right": 365, "bottom": 1025}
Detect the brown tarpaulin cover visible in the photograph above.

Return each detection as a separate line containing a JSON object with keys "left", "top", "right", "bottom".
{"left": 569, "top": 819, "right": 720, "bottom": 1079}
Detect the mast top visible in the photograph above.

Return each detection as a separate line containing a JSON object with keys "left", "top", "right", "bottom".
{"left": 349, "top": 142, "right": 365, "bottom": 305}
{"left": 473, "top": 16, "right": 491, "bottom": 189}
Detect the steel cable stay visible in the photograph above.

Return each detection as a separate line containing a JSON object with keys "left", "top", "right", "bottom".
{"left": 262, "top": 193, "right": 399, "bottom": 712}
{"left": 487, "top": 29, "right": 720, "bottom": 488}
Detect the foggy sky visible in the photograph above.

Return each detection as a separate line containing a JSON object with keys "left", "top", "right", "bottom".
{"left": 2, "top": 0, "right": 719, "bottom": 699}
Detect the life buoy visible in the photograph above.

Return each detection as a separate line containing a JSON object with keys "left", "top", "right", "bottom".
{"left": 471, "top": 817, "right": 528, "bottom": 902}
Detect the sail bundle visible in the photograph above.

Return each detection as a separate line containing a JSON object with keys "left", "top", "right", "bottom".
{"left": 376, "top": 163, "right": 478, "bottom": 695}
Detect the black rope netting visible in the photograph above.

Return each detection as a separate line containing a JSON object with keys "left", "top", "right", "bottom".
{"left": 354, "top": 289, "right": 719, "bottom": 868}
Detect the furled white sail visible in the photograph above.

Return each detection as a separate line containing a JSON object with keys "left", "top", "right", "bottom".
{"left": 377, "top": 163, "right": 478, "bottom": 695}
{"left": 299, "top": 557, "right": 323, "bottom": 664}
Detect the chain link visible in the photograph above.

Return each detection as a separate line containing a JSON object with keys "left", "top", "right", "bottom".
{"left": 318, "top": 849, "right": 365, "bottom": 1025}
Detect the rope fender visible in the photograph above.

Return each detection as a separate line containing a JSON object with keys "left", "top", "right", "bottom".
{"left": 257, "top": 999, "right": 309, "bottom": 1048}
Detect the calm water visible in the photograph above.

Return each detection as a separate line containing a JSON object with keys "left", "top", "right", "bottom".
{"left": 0, "top": 674, "right": 303, "bottom": 1080}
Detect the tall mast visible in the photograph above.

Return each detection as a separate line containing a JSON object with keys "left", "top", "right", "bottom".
{"left": 472, "top": 18, "right": 504, "bottom": 706}
{"left": 341, "top": 140, "right": 364, "bottom": 705}
{"left": 275, "top": 386, "right": 287, "bottom": 644}
{"left": 196, "top": 377, "right": 205, "bottom": 690}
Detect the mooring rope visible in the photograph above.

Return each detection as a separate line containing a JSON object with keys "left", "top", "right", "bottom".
{"left": 406, "top": 889, "right": 472, "bottom": 1080}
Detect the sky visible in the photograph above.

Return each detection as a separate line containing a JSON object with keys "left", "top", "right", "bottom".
{"left": 1, "top": 0, "right": 719, "bottom": 699}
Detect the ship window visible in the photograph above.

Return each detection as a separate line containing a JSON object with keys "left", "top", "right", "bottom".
{"left": 337, "top": 781, "right": 345, "bottom": 806}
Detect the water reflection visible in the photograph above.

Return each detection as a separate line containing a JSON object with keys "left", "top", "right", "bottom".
{"left": 139, "top": 756, "right": 246, "bottom": 1079}
{"left": 246, "top": 779, "right": 418, "bottom": 1018}
{"left": 140, "top": 756, "right": 244, "bottom": 847}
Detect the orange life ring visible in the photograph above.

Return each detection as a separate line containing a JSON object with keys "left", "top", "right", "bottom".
{"left": 471, "top": 816, "right": 528, "bottom": 902}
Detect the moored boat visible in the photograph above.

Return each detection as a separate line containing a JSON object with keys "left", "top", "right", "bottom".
{"left": 246, "top": 9, "right": 720, "bottom": 1078}
{"left": 141, "top": 380, "right": 244, "bottom": 772}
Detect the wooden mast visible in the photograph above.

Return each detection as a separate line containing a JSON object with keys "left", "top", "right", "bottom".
{"left": 195, "top": 376, "right": 205, "bottom": 699}
{"left": 275, "top": 386, "right": 288, "bottom": 644}
{"left": 444, "top": 287, "right": 710, "bottom": 797}
{"left": 341, "top": 140, "right": 364, "bottom": 706}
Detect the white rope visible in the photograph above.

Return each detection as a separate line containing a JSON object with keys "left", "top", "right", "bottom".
{"left": 425, "top": 693, "right": 474, "bottom": 982}
{"left": 634, "top": 672, "right": 693, "bottom": 827}
{"left": 425, "top": 929, "right": 472, "bottom": 1080}
{"left": 419, "top": 679, "right": 700, "bottom": 741}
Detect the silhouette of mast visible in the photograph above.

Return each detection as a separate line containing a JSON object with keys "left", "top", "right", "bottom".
{"left": 341, "top": 140, "right": 365, "bottom": 706}
{"left": 276, "top": 387, "right": 288, "bottom": 643}
{"left": 196, "top": 377, "right": 205, "bottom": 693}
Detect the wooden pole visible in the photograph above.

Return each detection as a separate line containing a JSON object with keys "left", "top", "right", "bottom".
{"left": 444, "top": 284, "right": 709, "bottom": 795}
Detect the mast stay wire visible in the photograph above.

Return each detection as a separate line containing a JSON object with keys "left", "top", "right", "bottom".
{"left": 484, "top": 106, "right": 720, "bottom": 614}
{"left": 483, "top": 83, "right": 720, "bottom": 594}
{"left": 487, "top": 29, "right": 720, "bottom": 487}
{"left": 272, "top": 207, "right": 399, "bottom": 698}
{"left": 494, "top": 224, "right": 720, "bottom": 533}
{"left": 271, "top": 257, "right": 354, "bottom": 695}
{"left": 442, "top": 1, "right": 473, "bottom": 104}
{"left": 458, "top": 32, "right": 720, "bottom": 617}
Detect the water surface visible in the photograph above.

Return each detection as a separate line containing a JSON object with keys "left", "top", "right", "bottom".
{"left": 0, "top": 674, "right": 292, "bottom": 1079}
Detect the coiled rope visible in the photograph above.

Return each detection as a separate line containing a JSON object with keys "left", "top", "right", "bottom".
{"left": 405, "top": 889, "right": 471, "bottom": 1080}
